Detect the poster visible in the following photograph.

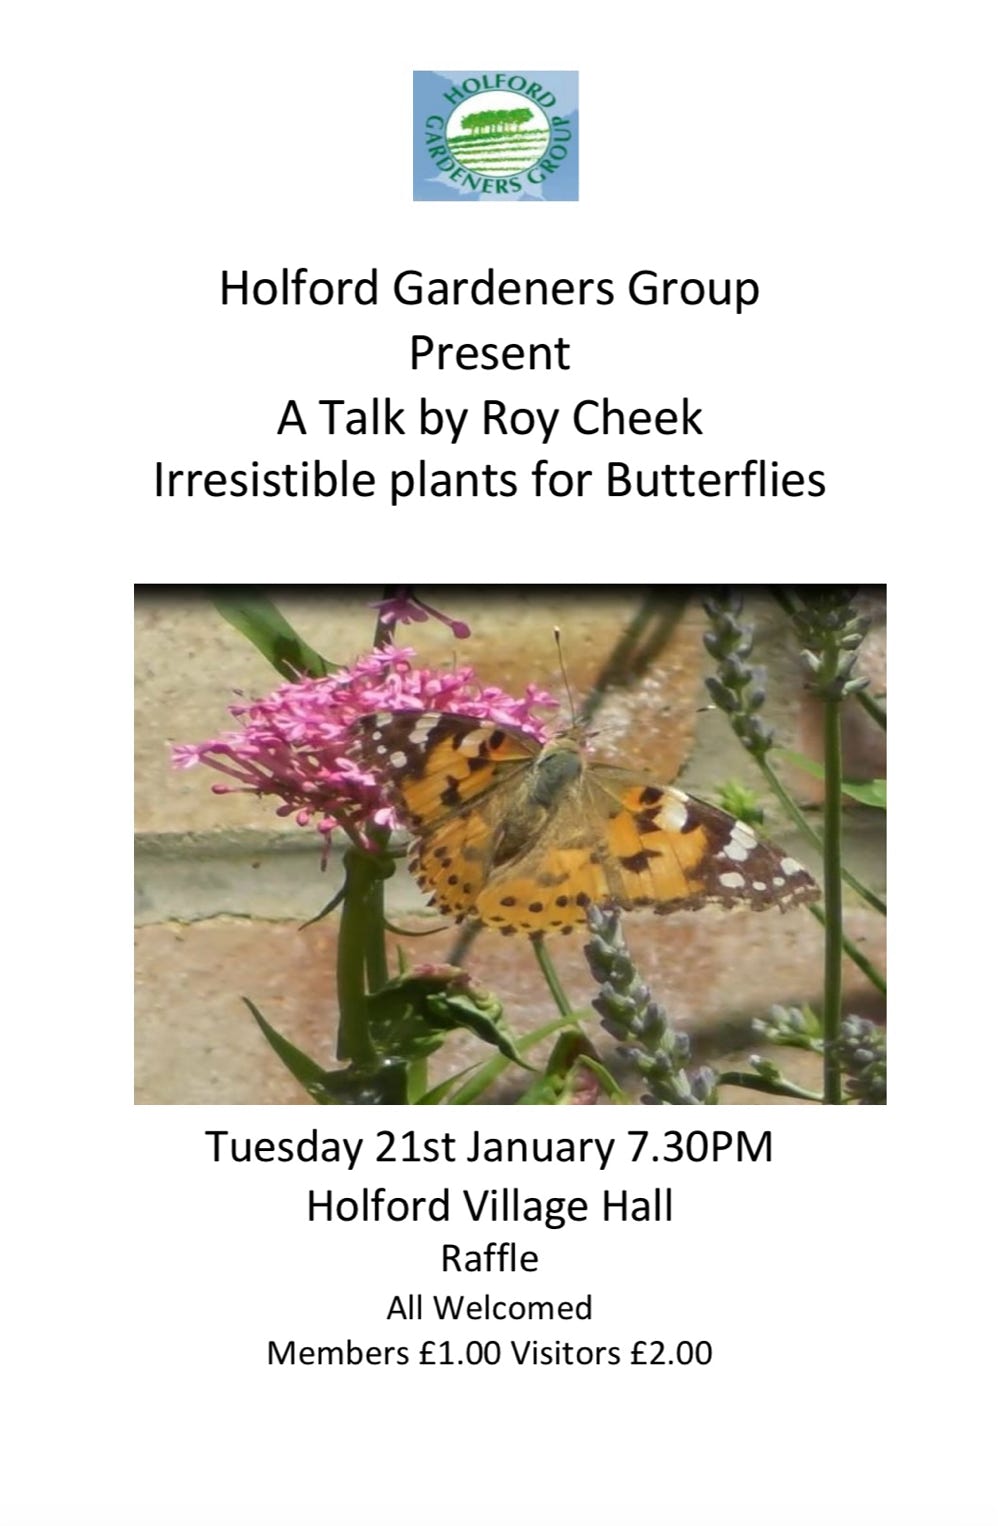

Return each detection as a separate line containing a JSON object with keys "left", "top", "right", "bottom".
{"left": 6, "top": 5, "right": 991, "bottom": 1524}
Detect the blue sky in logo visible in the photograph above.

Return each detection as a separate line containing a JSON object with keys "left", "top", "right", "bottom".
{"left": 413, "top": 71, "right": 579, "bottom": 202}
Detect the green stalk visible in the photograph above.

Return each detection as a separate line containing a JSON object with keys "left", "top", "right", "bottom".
{"left": 822, "top": 701, "right": 844, "bottom": 1104}
{"left": 364, "top": 876, "right": 389, "bottom": 993}
{"left": 757, "top": 756, "right": 886, "bottom": 917}
{"left": 808, "top": 904, "right": 885, "bottom": 995}
{"left": 853, "top": 687, "right": 887, "bottom": 732}
{"left": 531, "top": 934, "right": 574, "bottom": 1017}
{"left": 408, "top": 1057, "right": 429, "bottom": 1101}
{"left": 445, "top": 919, "right": 482, "bottom": 968}
{"left": 716, "top": 1071, "right": 823, "bottom": 1103}
{"left": 755, "top": 756, "right": 886, "bottom": 989}
{"left": 335, "top": 849, "right": 381, "bottom": 1064}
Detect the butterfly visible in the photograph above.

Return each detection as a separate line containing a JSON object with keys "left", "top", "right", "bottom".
{"left": 353, "top": 710, "right": 819, "bottom": 936}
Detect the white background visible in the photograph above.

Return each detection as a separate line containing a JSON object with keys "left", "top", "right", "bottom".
{"left": 5, "top": 3, "right": 994, "bottom": 1523}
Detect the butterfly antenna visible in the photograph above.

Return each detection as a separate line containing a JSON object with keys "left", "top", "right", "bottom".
{"left": 554, "top": 627, "right": 578, "bottom": 728}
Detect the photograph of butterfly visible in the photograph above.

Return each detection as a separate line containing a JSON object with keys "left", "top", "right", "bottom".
{"left": 136, "top": 586, "right": 886, "bottom": 1105}
{"left": 351, "top": 710, "right": 818, "bottom": 936}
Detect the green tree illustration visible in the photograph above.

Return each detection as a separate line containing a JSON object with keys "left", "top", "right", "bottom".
{"left": 455, "top": 106, "right": 537, "bottom": 140}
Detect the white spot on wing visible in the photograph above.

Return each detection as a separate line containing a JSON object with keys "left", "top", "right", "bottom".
{"left": 780, "top": 857, "right": 804, "bottom": 876}
{"left": 719, "top": 871, "right": 745, "bottom": 889}
{"left": 753, "top": 881, "right": 767, "bottom": 891}
{"left": 390, "top": 750, "right": 407, "bottom": 768}
{"left": 722, "top": 820, "right": 758, "bottom": 863}
{"left": 660, "top": 795, "right": 688, "bottom": 832}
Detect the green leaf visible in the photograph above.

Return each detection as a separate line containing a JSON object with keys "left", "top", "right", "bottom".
{"left": 448, "top": 1015, "right": 581, "bottom": 1104}
{"left": 839, "top": 778, "right": 886, "bottom": 808}
{"left": 414, "top": 1065, "right": 481, "bottom": 1105}
{"left": 364, "top": 970, "right": 527, "bottom": 1069}
{"left": 243, "top": 997, "right": 343, "bottom": 1103}
{"left": 424, "top": 992, "right": 526, "bottom": 1066}
{"left": 244, "top": 997, "right": 410, "bottom": 1103}
{"left": 715, "top": 779, "right": 766, "bottom": 826}
{"left": 298, "top": 883, "right": 347, "bottom": 930}
{"left": 368, "top": 1004, "right": 449, "bottom": 1063}
{"left": 211, "top": 590, "right": 333, "bottom": 679}
{"left": 517, "top": 1032, "right": 625, "bottom": 1105}
{"left": 777, "top": 749, "right": 886, "bottom": 809}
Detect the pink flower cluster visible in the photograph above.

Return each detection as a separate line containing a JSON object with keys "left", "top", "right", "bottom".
{"left": 173, "top": 646, "right": 557, "bottom": 852}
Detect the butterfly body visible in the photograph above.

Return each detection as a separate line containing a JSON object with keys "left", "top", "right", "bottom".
{"left": 354, "top": 711, "right": 818, "bottom": 935}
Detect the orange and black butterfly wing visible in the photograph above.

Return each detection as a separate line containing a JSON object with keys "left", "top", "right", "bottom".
{"left": 352, "top": 710, "right": 540, "bottom": 919}
{"left": 353, "top": 713, "right": 818, "bottom": 932}
{"left": 468, "top": 770, "right": 817, "bottom": 934}
{"left": 588, "top": 768, "right": 819, "bottom": 914}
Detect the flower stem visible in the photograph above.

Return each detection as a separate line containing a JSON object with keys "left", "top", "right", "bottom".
{"left": 808, "top": 904, "right": 886, "bottom": 995}
{"left": 364, "top": 877, "right": 389, "bottom": 993}
{"left": 445, "top": 920, "right": 482, "bottom": 967}
{"left": 716, "top": 1071, "right": 823, "bottom": 1103}
{"left": 853, "top": 687, "right": 887, "bottom": 731}
{"left": 531, "top": 934, "right": 575, "bottom": 1017}
{"left": 335, "top": 849, "right": 382, "bottom": 1065}
{"left": 822, "top": 699, "right": 844, "bottom": 1103}
{"left": 757, "top": 756, "right": 886, "bottom": 916}
{"left": 758, "top": 755, "right": 886, "bottom": 990}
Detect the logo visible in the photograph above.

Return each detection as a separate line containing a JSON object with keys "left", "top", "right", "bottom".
{"left": 413, "top": 71, "right": 578, "bottom": 201}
